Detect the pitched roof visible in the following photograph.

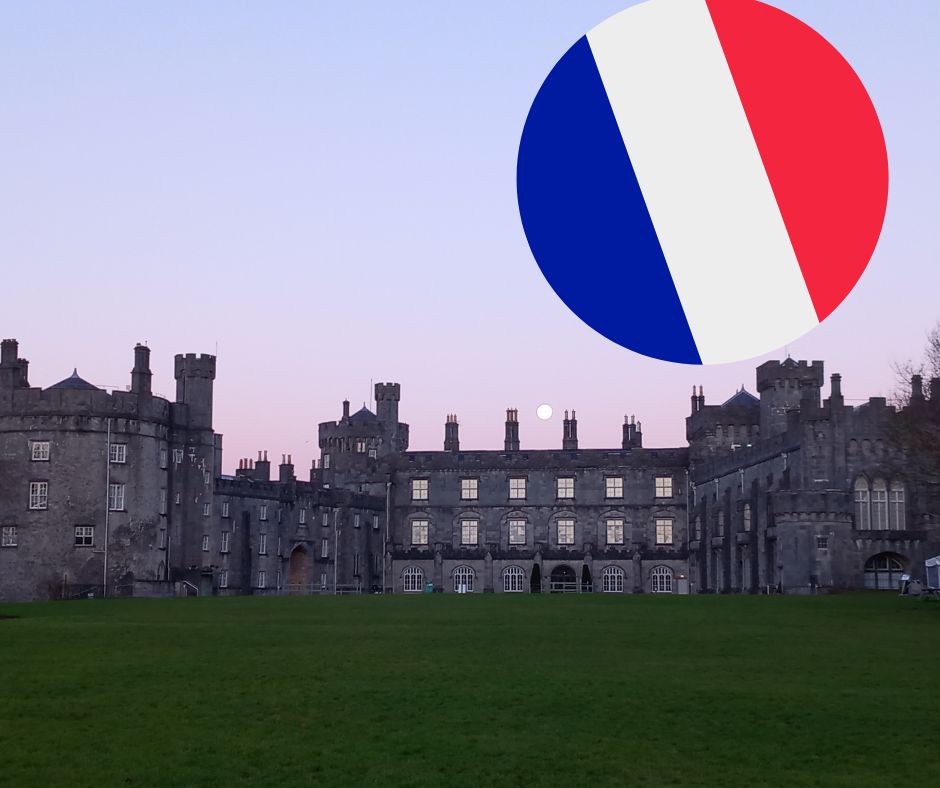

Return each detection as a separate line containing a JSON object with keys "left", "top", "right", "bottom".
{"left": 720, "top": 387, "right": 759, "bottom": 408}
{"left": 47, "top": 368, "right": 100, "bottom": 391}
{"left": 349, "top": 405, "right": 378, "bottom": 422}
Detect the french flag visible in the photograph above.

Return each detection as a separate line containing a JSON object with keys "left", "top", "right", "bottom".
{"left": 517, "top": 0, "right": 888, "bottom": 365}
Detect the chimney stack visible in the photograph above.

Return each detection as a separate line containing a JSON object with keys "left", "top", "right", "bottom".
{"left": 829, "top": 373, "right": 843, "bottom": 406}
{"left": 279, "top": 453, "right": 295, "bottom": 483}
{"left": 254, "top": 450, "right": 271, "bottom": 482}
{"left": 131, "top": 343, "right": 152, "bottom": 395}
{"left": 343, "top": 399, "right": 350, "bottom": 419}
{"left": 562, "top": 409, "right": 578, "bottom": 450}
{"left": 911, "top": 374, "right": 924, "bottom": 403}
{"left": 444, "top": 414, "right": 460, "bottom": 452}
{"left": 504, "top": 408, "right": 520, "bottom": 452}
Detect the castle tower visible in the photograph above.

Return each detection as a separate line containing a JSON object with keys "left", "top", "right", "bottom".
{"left": 0, "top": 339, "right": 29, "bottom": 390}
{"left": 374, "top": 382, "right": 400, "bottom": 428}
{"left": 562, "top": 409, "right": 578, "bottom": 450}
{"left": 444, "top": 414, "right": 460, "bottom": 452}
{"left": 174, "top": 353, "right": 217, "bottom": 430}
{"left": 504, "top": 408, "right": 520, "bottom": 451}
{"left": 756, "top": 359, "right": 823, "bottom": 438}
{"left": 131, "top": 343, "right": 152, "bottom": 395}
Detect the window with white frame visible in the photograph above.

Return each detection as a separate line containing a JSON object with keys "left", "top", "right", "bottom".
{"left": 298, "top": 508, "right": 306, "bottom": 524}
{"left": 202, "top": 502, "right": 210, "bottom": 517}
{"left": 651, "top": 565, "right": 674, "bottom": 593}
{"left": 605, "top": 477, "right": 624, "bottom": 498}
{"left": 172, "top": 448, "right": 184, "bottom": 464}
{"left": 29, "top": 481, "right": 48, "bottom": 510}
{"left": 508, "top": 519, "right": 526, "bottom": 545}
{"left": 220, "top": 531, "right": 230, "bottom": 553}
{"left": 368, "top": 448, "right": 377, "bottom": 459}
{"left": 260, "top": 504, "right": 268, "bottom": 521}
{"left": 259, "top": 534, "right": 267, "bottom": 555}
{"left": 204, "top": 470, "right": 211, "bottom": 485}
{"left": 871, "top": 478, "right": 888, "bottom": 529}
{"left": 355, "top": 439, "right": 366, "bottom": 453}
{"left": 556, "top": 477, "right": 575, "bottom": 499}
{"left": 503, "top": 565, "right": 526, "bottom": 593}
{"left": 202, "top": 534, "right": 209, "bottom": 552}
{"left": 257, "top": 570, "right": 266, "bottom": 589}
{"left": 890, "top": 481, "right": 905, "bottom": 528}
{"left": 509, "top": 477, "right": 526, "bottom": 500}
{"left": 557, "top": 519, "right": 575, "bottom": 545}
{"left": 108, "top": 483, "right": 125, "bottom": 511}
{"left": 854, "top": 477, "right": 870, "bottom": 530}
{"left": 655, "top": 476, "right": 673, "bottom": 498}
{"left": 321, "top": 538, "right": 329, "bottom": 558}
{"left": 222, "top": 501, "right": 230, "bottom": 518}
{"left": 717, "top": 510, "right": 726, "bottom": 537}
{"left": 373, "top": 514, "right": 380, "bottom": 530}
{"left": 411, "top": 479, "right": 428, "bottom": 500}
{"left": 218, "top": 569, "right": 228, "bottom": 589}
{"left": 655, "top": 518, "right": 674, "bottom": 545}
{"left": 743, "top": 503, "right": 752, "bottom": 532}
{"left": 175, "top": 492, "right": 181, "bottom": 505}
{"left": 816, "top": 536, "right": 829, "bottom": 550}
{"left": 606, "top": 518, "right": 624, "bottom": 545}
{"left": 159, "top": 489, "right": 167, "bottom": 515}
{"left": 602, "top": 565, "right": 625, "bottom": 592}
{"left": 322, "top": 512, "right": 329, "bottom": 527}
{"left": 411, "top": 519, "right": 429, "bottom": 546}
{"left": 159, "top": 447, "right": 168, "bottom": 469}
{"left": 453, "top": 565, "right": 474, "bottom": 592}
{"left": 1, "top": 526, "right": 16, "bottom": 547}
{"left": 403, "top": 566, "right": 424, "bottom": 592}
{"left": 460, "top": 519, "right": 478, "bottom": 546}
{"left": 319, "top": 572, "right": 327, "bottom": 590}
{"left": 276, "top": 569, "right": 282, "bottom": 589}
{"left": 159, "top": 528, "right": 167, "bottom": 549}
{"left": 31, "top": 441, "right": 50, "bottom": 461}
{"left": 74, "top": 526, "right": 94, "bottom": 547}
{"left": 461, "top": 478, "right": 478, "bottom": 500}
{"left": 354, "top": 513, "right": 361, "bottom": 528}
{"left": 323, "top": 453, "right": 331, "bottom": 469}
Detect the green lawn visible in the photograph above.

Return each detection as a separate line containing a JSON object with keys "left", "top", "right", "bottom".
{"left": 1, "top": 594, "right": 938, "bottom": 788}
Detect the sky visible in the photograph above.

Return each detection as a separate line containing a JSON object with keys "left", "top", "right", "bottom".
{"left": 1, "top": 0, "right": 938, "bottom": 472}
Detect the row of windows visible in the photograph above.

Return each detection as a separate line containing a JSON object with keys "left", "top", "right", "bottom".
{"left": 409, "top": 518, "right": 674, "bottom": 546}
{"left": 24, "top": 482, "right": 127, "bottom": 511}
{"left": 411, "top": 476, "right": 675, "bottom": 502}
{"left": 1, "top": 524, "right": 134, "bottom": 548}
{"left": 402, "top": 565, "right": 675, "bottom": 593}
{"left": 29, "top": 441, "right": 190, "bottom": 468}
{"left": 854, "top": 478, "right": 905, "bottom": 530}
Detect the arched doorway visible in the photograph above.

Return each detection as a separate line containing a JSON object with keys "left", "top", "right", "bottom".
{"left": 581, "top": 565, "right": 593, "bottom": 593}
{"left": 530, "top": 564, "right": 542, "bottom": 593}
{"left": 288, "top": 545, "right": 310, "bottom": 594}
{"left": 549, "top": 564, "right": 577, "bottom": 593}
{"left": 864, "top": 553, "right": 906, "bottom": 590}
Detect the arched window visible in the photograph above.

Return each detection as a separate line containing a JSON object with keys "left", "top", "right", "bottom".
{"left": 854, "top": 477, "right": 870, "bottom": 530}
{"left": 651, "top": 565, "right": 674, "bottom": 594}
{"left": 864, "top": 553, "right": 905, "bottom": 590}
{"left": 403, "top": 566, "right": 424, "bottom": 593}
{"left": 503, "top": 565, "right": 526, "bottom": 593}
{"left": 453, "top": 565, "right": 475, "bottom": 593}
{"left": 871, "top": 478, "right": 888, "bottom": 529}
{"left": 602, "top": 565, "right": 625, "bottom": 593}
{"left": 889, "top": 481, "right": 905, "bottom": 529}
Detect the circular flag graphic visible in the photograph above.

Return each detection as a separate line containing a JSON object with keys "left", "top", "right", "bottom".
{"left": 517, "top": 0, "right": 888, "bottom": 365}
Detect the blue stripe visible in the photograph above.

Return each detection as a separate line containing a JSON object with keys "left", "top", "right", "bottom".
{"left": 516, "top": 36, "right": 701, "bottom": 365}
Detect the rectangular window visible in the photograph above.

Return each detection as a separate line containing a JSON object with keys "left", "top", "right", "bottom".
{"left": 816, "top": 536, "right": 829, "bottom": 550}
{"left": 159, "top": 489, "right": 167, "bottom": 515}
{"left": 320, "top": 572, "right": 327, "bottom": 590}
{"left": 509, "top": 477, "right": 526, "bottom": 500}
{"left": 461, "top": 520, "right": 478, "bottom": 546}
{"left": 109, "top": 443, "right": 127, "bottom": 464}
{"left": 175, "top": 492, "right": 181, "bottom": 505}
{"left": 556, "top": 477, "right": 575, "bottom": 499}
{"left": 321, "top": 538, "right": 329, "bottom": 558}
{"left": 258, "top": 570, "right": 267, "bottom": 589}
{"left": 411, "top": 479, "right": 429, "bottom": 500}
{"left": 159, "top": 528, "right": 167, "bottom": 549}
{"left": 322, "top": 512, "right": 329, "bottom": 527}
{"left": 172, "top": 448, "right": 184, "bottom": 464}
{"left": 222, "top": 501, "right": 230, "bottom": 518}
{"left": 220, "top": 531, "right": 230, "bottom": 553}
{"left": 159, "top": 446, "right": 168, "bottom": 469}
{"left": 373, "top": 514, "right": 380, "bottom": 530}
{"left": 276, "top": 570, "right": 282, "bottom": 589}
{"left": 354, "top": 552, "right": 360, "bottom": 576}
{"left": 202, "top": 502, "right": 210, "bottom": 517}
{"left": 508, "top": 519, "right": 526, "bottom": 545}
{"left": 460, "top": 478, "right": 478, "bottom": 500}
{"left": 1, "top": 526, "right": 16, "bottom": 547}
{"left": 354, "top": 513, "right": 361, "bottom": 528}
{"left": 202, "top": 534, "right": 209, "bottom": 552}
{"left": 298, "top": 508, "right": 306, "bottom": 524}
{"left": 31, "top": 441, "right": 50, "bottom": 461}
{"left": 204, "top": 470, "right": 211, "bottom": 485}
{"left": 411, "top": 519, "right": 429, "bottom": 546}
{"left": 655, "top": 518, "right": 674, "bottom": 545}
{"left": 355, "top": 439, "right": 366, "bottom": 453}
{"left": 218, "top": 569, "right": 228, "bottom": 589}
{"left": 605, "top": 477, "right": 624, "bottom": 499}
{"left": 655, "top": 476, "right": 674, "bottom": 498}
{"left": 260, "top": 504, "right": 268, "bottom": 521}
{"left": 108, "top": 483, "right": 125, "bottom": 511}
{"left": 323, "top": 453, "right": 331, "bottom": 469}
{"left": 29, "top": 481, "right": 48, "bottom": 510}
{"left": 259, "top": 534, "right": 268, "bottom": 555}
{"left": 606, "top": 518, "right": 624, "bottom": 545}
{"left": 74, "top": 525, "right": 94, "bottom": 547}
{"left": 557, "top": 519, "right": 575, "bottom": 545}
{"left": 743, "top": 503, "right": 752, "bottom": 532}
{"left": 368, "top": 448, "right": 377, "bottom": 459}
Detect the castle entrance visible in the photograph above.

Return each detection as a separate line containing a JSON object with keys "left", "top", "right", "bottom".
{"left": 530, "top": 564, "right": 542, "bottom": 593}
{"left": 287, "top": 545, "right": 311, "bottom": 594}
{"left": 549, "top": 564, "right": 577, "bottom": 593}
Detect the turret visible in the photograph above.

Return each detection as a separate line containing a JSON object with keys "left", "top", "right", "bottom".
{"left": 444, "top": 414, "right": 460, "bottom": 452}
{"left": 562, "top": 409, "right": 578, "bottom": 450}
{"left": 174, "top": 353, "right": 217, "bottom": 429}
{"left": 756, "top": 359, "right": 823, "bottom": 438}
{"left": 504, "top": 408, "right": 520, "bottom": 452}
{"left": 375, "top": 382, "right": 400, "bottom": 427}
{"left": 0, "top": 339, "right": 29, "bottom": 390}
{"left": 131, "top": 343, "right": 152, "bottom": 395}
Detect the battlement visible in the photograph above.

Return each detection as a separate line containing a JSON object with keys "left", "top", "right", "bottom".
{"left": 756, "top": 359, "right": 824, "bottom": 392}
{"left": 174, "top": 353, "right": 217, "bottom": 380}
{"left": 374, "top": 382, "right": 400, "bottom": 401}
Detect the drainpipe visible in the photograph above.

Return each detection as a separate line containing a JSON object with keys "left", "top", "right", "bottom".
{"left": 103, "top": 417, "right": 112, "bottom": 597}
{"left": 384, "top": 480, "right": 391, "bottom": 594}
{"left": 333, "top": 507, "right": 339, "bottom": 595}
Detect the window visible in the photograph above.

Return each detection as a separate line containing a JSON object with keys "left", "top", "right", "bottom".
{"left": 508, "top": 519, "right": 526, "bottom": 545}
{"left": 651, "top": 565, "right": 674, "bottom": 593}
{"left": 257, "top": 570, "right": 267, "bottom": 589}
{"left": 222, "top": 501, "right": 230, "bottom": 518}
{"left": 602, "top": 565, "right": 625, "bottom": 593}
{"left": 403, "top": 566, "right": 424, "bottom": 593}
{"left": 276, "top": 570, "right": 282, "bottom": 589}
{"left": 890, "top": 481, "right": 905, "bottom": 528}
{"left": 556, "top": 477, "right": 575, "bottom": 499}
{"left": 355, "top": 439, "right": 366, "bottom": 453}
{"left": 321, "top": 538, "right": 329, "bottom": 558}
{"left": 159, "top": 489, "right": 167, "bottom": 515}
{"left": 368, "top": 448, "right": 377, "bottom": 459}
{"left": 743, "top": 503, "right": 752, "bottom": 532}
{"left": 871, "top": 478, "right": 888, "bottom": 529}
{"left": 816, "top": 536, "right": 829, "bottom": 550}
{"left": 31, "top": 441, "right": 50, "bottom": 461}
{"left": 319, "top": 572, "right": 328, "bottom": 590}
{"left": 159, "top": 528, "right": 167, "bottom": 549}
{"left": 354, "top": 552, "right": 360, "bottom": 576}
{"left": 298, "top": 508, "right": 306, "bottom": 524}
{"left": 460, "top": 520, "right": 478, "bottom": 546}
{"left": 655, "top": 518, "right": 674, "bottom": 545}
{"left": 175, "top": 493, "right": 181, "bottom": 505}
{"left": 557, "top": 519, "right": 575, "bottom": 545}
{"left": 323, "top": 453, "right": 331, "bottom": 469}
{"left": 453, "top": 565, "right": 475, "bottom": 592}
{"left": 605, "top": 477, "right": 623, "bottom": 499}
{"left": 411, "top": 479, "right": 428, "bottom": 500}
{"left": 717, "top": 510, "right": 725, "bottom": 537}
{"left": 373, "top": 514, "right": 380, "bottom": 530}
{"left": 864, "top": 553, "right": 905, "bottom": 590}
{"left": 503, "top": 565, "right": 526, "bottom": 593}
{"left": 260, "top": 504, "right": 268, "bottom": 521}
{"left": 259, "top": 534, "right": 268, "bottom": 555}
{"left": 509, "top": 477, "right": 526, "bottom": 500}
{"left": 220, "top": 531, "right": 230, "bottom": 553}
{"left": 606, "top": 519, "right": 624, "bottom": 545}
{"left": 354, "top": 513, "right": 361, "bottom": 528}
{"left": 202, "top": 534, "right": 209, "bottom": 552}
{"left": 411, "top": 520, "right": 429, "bottom": 546}
{"left": 108, "top": 483, "right": 125, "bottom": 511}
{"left": 854, "top": 477, "right": 870, "bottom": 530}
{"left": 29, "top": 481, "right": 48, "bottom": 510}
{"left": 322, "top": 512, "right": 329, "bottom": 527}
{"left": 460, "top": 478, "right": 478, "bottom": 500}
{"left": 159, "top": 447, "right": 168, "bottom": 469}
{"left": 218, "top": 569, "right": 228, "bottom": 589}
{"left": 74, "top": 526, "right": 94, "bottom": 547}
{"left": 655, "top": 476, "right": 673, "bottom": 498}
{"left": 1, "top": 526, "right": 16, "bottom": 547}
{"left": 173, "top": 448, "right": 184, "bottom": 464}
{"left": 204, "top": 470, "right": 211, "bottom": 485}
{"left": 202, "top": 502, "right": 210, "bottom": 517}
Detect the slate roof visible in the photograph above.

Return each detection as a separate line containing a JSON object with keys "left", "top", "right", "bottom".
{"left": 47, "top": 368, "right": 101, "bottom": 391}
{"left": 349, "top": 405, "right": 378, "bottom": 422}
{"left": 720, "top": 388, "right": 759, "bottom": 409}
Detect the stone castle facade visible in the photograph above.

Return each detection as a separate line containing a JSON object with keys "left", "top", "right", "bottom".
{"left": 1, "top": 338, "right": 937, "bottom": 602}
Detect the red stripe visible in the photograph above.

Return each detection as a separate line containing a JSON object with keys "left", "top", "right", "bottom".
{"left": 705, "top": 0, "right": 888, "bottom": 322}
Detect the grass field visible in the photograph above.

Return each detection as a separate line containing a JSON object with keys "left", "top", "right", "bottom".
{"left": 1, "top": 594, "right": 938, "bottom": 788}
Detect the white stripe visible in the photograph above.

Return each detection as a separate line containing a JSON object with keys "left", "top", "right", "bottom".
{"left": 586, "top": 0, "right": 818, "bottom": 364}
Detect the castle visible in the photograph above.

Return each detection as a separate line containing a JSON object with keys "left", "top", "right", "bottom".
{"left": 1, "top": 338, "right": 937, "bottom": 602}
